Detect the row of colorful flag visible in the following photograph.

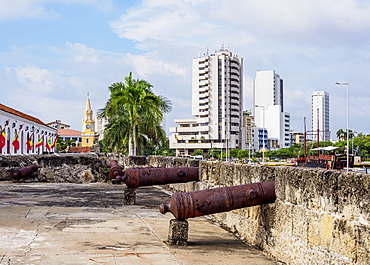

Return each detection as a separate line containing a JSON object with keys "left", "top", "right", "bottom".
{"left": 0, "top": 120, "right": 57, "bottom": 152}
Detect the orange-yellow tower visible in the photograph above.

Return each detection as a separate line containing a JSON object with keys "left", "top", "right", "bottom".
{"left": 81, "top": 95, "right": 96, "bottom": 147}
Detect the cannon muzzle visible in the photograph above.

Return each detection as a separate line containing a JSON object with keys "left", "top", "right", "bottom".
{"left": 12, "top": 164, "right": 38, "bottom": 179}
{"left": 160, "top": 181, "right": 275, "bottom": 220}
{"left": 122, "top": 167, "right": 199, "bottom": 188}
{"left": 108, "top": 160, "right": 124, "bottom": 180}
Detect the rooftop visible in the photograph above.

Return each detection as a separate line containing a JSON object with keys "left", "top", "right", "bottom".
{"left": 0, "top": 103, "right": 47, "bottom": 126}
{"left": 58, "top": 128, "right": 81, "bottom": 136}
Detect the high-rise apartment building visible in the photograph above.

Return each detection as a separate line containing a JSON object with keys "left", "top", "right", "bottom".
{"left": 311, "top": 91, "right": 330, "bottom": 141}
{"left": 170, "top": 47, "right": 244, "bottom": 157}
{"left": 254, "top": 70, "right": 290, "bottom": 148}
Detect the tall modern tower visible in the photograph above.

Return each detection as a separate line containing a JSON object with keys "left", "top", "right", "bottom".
{"left": 312, "top": 91, "right": 330, "bottom": 142}
{"left": 254, "top": 70, "right": 290, "bottom": 148}
{"left": 170, "top": 47, "right": 244, "bottom": 157}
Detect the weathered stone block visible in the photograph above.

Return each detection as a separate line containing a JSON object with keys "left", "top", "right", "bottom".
{"left": 168, "top": 219, "right": 188, "bottom": 246}
{"left": 357, "top": 223, "right": 370, "bottom": 265}
{"left": 123, "top": 187, "right": 136, "bottom": 205}
{"left": 331, "top": 219, "right": 357, "bottom": 262}
{"left": 307, "top": 211, "right": 334, "bottom": 249}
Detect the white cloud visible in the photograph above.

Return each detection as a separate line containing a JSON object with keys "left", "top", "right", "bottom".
{"left": 0, "top": 0, "right": 113, "bottom": 20}
{"left": 109, "top": 0, "right": 254, "bottom": 47}
{"left": 14, "top": 65, "right": 53, "bottom": 93}
{"left": 127, "top": 53, "right": 186, "bottom": 79}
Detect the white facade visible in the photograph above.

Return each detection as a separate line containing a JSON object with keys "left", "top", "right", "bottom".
{"left": 0, "top": 104, "right": 58, "bottom": 155}
{"left": 254, "top": 70, "right": 290, "bottom": 148}
{"left": 312, "top": 91, "right": 330, "bottom": 141}
{"left": 170, "top": 47, "right": 244, "bottom": 156}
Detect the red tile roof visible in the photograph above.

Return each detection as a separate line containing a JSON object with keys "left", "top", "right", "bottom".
{"left": 0, "top": 103, "right": 47, "bottom": 126}
{"left": 58, "top": 129, "right": 81, "bottom": 136}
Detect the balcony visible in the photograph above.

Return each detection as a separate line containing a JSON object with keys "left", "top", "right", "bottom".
{"left": 199, "top": 86, "right": 209, "bottom": 92}
{"left": 230, "top": 80, "right": 240, "bottom": 87}
{"left": 199, "top": 104, "right": 208, "bottom": 111}
{"left": 230, "top": 68, "right": 240, "bottom": 76}
{"left": 199, "top": 79, "right": 209, "bottom": 85}
{"left": 199, "top": 98, "right": 209, "bottom": 104}
{"left": 196, "top": 117, "right": 209, "bottom": 123}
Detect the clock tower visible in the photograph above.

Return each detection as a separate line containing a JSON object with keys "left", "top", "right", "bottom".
{"left": 81, "top": 94, "right": 96, "bottom": 147}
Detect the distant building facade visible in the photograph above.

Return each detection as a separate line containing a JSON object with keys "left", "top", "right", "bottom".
{"left": 311, "top": 91, "right": 330, "bottom": 142}
{"left": 254, "top": 70, "right": 290, "bottom": 149}
{"left": 0, "top": 104, "right": 57, "bottom": 155}
{"left": 57, "top": 129, "right": 82, "bottom": 146}
{"left": 46, "top": 120, "right": 70, "bottom": 129}
{"left": 170, "top": 47, "right": 244, "bottom": 157}
{"left": 290, "top": 131, "right": 305, "bottom": 145}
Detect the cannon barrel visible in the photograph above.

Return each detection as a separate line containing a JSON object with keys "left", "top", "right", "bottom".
{"left": 122, "top": 167, "right": 199, "bottom": 189}
{"left": 12, "top": 164, "right": 38, "bottom": 179}
{"left": 159, "top": 181, "right": 275, "bottom": 220}
{"left": 108, "top": 160, "right": 124, "bottom": 180}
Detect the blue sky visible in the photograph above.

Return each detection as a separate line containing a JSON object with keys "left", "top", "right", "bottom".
{"left": 1, "top": 0, "right": 370, "bottom": 139}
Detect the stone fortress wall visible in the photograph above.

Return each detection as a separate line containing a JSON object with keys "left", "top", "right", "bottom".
{"left": 0, "top": 153, "right": 369, "bottom": 264}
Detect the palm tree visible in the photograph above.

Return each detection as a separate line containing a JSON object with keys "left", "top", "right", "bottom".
{"left": 336, "top": 129, "right": 346, "bottom": 141}
{"left": 100, "top": 73, "right": 171, "bottom": 155}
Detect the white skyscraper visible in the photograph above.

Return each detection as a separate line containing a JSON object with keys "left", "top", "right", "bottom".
{"left": 170, "top": 47, "right": 244, "bottom": 157}
{"left": 254, "top": 70, "right": 290, "bottom": 148}
{"left": 312, "top": 91, "right": 330, "bottom": 142}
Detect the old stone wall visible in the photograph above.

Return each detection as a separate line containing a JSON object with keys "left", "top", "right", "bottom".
{"left": 1, "top": 154, "right": 369, "bottom": 264}
{"left": 166, "top": 161, "right": 370, "bottom": 265}
{"left": 0, "top": 153, "right": 198, "bottom": 182}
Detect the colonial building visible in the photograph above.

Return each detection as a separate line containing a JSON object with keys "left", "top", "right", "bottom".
{"left": 57, "top": 128, "right": 82, "bottom": 146}
{"left": 0, "top": 104, "right": 57, "bottom": 155}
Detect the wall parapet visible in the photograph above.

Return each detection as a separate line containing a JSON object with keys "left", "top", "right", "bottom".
{"left": 167, "top": 161, "right": 370, "bottom": 265}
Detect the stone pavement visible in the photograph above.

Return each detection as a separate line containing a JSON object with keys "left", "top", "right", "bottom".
{"left": 0, "top": 182, "right": 278, "bottom": 264}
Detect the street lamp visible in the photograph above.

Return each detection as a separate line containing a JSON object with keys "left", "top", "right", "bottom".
{"left": 335, "top": 82, "right": 349, "bottom": 172}
{"left": 255, "top": 105, "right": 266, "bottom": 164}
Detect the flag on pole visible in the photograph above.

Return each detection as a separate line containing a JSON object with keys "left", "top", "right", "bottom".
{"left": 46, "top": 136, "right": 52, "bottom": 151}
{"left": 0, "top": 120, "right": 9, "bottom": 149}
{"left": 0, "top": 127, "right": 6, "bottom": 149}
{"left": 26, "top": 133, "right": 34, "bottom": 151}
{"left": 12, "top": 131, "right": 20, "bottom": 151}
{"left": 51, "top": 136, "right": 58, "bottom": 148}
{"left": 36, "top": 135, "right": 43, "bottom": 148}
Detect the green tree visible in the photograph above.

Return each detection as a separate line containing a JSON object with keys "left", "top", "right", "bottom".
{"left": 336, "top": 129, "right": 346, "bottom": 141}
{"left": 208, "top": 148, "right": 220, "bottom": 159}
{"left": 192, "top": 149, "right": 203, "bottom": 156}
{"left": 236, "top": 149, "right": 250, "bottom": 160}
{"left": 100, "top": 73, "right": 171, "bottom": 155}
{"left": 228, "top": 148, "right": 239, "bottom": 158}
{"left": 56, "top": 138, "right": 76, "bottom": 152}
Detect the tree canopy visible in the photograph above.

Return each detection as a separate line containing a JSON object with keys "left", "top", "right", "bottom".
{"left": 99, "top": 72, "right": 171, "bottom": 155}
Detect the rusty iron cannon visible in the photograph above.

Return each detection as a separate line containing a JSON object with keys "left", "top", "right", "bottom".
{"left": 12, "top": 164, "right": 38, "bottom": 180}
{"left": 108, "top": 160, "right": 124, "bottom": 181}
{"left": 117, "top": 167, "right": 199, "bottom": 189}
{"left": 116, "top": 167, "right": 199, "bottom": 205}
{"left": 160, "top": 180, "right": 276, "bottom": 245}
{"left": 160, "top": 181, "right": 275, "bottom": 220}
